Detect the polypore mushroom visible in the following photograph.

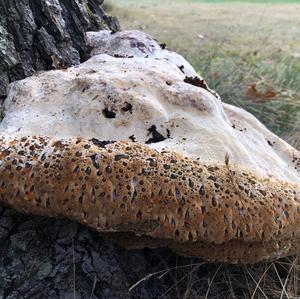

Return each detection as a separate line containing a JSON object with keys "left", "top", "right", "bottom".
{"left": 0, "top": 30, "right": 299, "bottom": 263}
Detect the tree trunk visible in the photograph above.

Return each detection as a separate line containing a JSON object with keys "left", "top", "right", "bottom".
{"left": 0, "top": 0, "right": 102, "bottom": 99}
{"left": 0, "top": 205, "right": 180, "bottom": 298}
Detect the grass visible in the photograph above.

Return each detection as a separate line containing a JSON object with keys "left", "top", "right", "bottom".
{"left": 107, "top": 0, "right": 300, "bottom": 149}
{"left": 128, "top": 251, "right": 300, "bottom": 299}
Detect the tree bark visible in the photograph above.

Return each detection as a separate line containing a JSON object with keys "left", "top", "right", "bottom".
{"left": 0, "top": 0, "right": 102, "bottom": 99}
{"left": 0, "top": 205, "right": 180, "bottom": 299}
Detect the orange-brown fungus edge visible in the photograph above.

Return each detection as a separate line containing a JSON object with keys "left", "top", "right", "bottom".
{"left": 0, "top": 136, "right": 300, "bottom": 263}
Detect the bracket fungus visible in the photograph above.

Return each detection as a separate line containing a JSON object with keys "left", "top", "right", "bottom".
{"left": 0, "top": 30, "right": 299, "bottom": 263}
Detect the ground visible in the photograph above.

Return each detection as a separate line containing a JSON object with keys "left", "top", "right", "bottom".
{"left": 107, "top": 0, "right": 300, "bottom": 149}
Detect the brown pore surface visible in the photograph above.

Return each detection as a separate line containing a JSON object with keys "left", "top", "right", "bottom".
{"left": 0, "top": 136, "right": 300, "bottom": 263}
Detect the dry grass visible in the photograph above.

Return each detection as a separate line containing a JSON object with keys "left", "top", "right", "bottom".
{"left": 128, "top": 252, "right": 300, "bottom": 298}
{"left": 108, "top": 0, "right": 300, "bottom": 149}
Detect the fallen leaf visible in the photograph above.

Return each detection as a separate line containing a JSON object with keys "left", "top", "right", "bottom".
{"left": 246, "top": 84, "right": 277, "bottom": 102}
{"left": 246, "top": 84, "right": 260, "bottom": 98}
{"left": 264, "top": 89, "right": 277, "bottom": 98}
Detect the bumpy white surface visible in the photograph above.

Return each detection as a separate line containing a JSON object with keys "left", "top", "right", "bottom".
{"left": 1, "top": 30, "right": 299, "bottom": 184}
{"left": 87, "top": 30, "right": 198, "bottom": 77}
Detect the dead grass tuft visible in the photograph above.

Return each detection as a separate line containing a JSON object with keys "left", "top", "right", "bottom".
{"left": 130, "top": 250, "right": 300, "bottom": 298}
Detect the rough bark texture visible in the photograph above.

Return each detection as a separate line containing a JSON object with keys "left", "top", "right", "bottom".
{"left": 0, "top": 205, "right": 183, "bottom": 299}
{"left": 0, "top": 0, "right": 102, "bottom": 99}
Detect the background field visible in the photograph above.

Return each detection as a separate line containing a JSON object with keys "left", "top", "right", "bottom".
{"left": 107, "top": 0, "right": 300, "bottom": 149}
